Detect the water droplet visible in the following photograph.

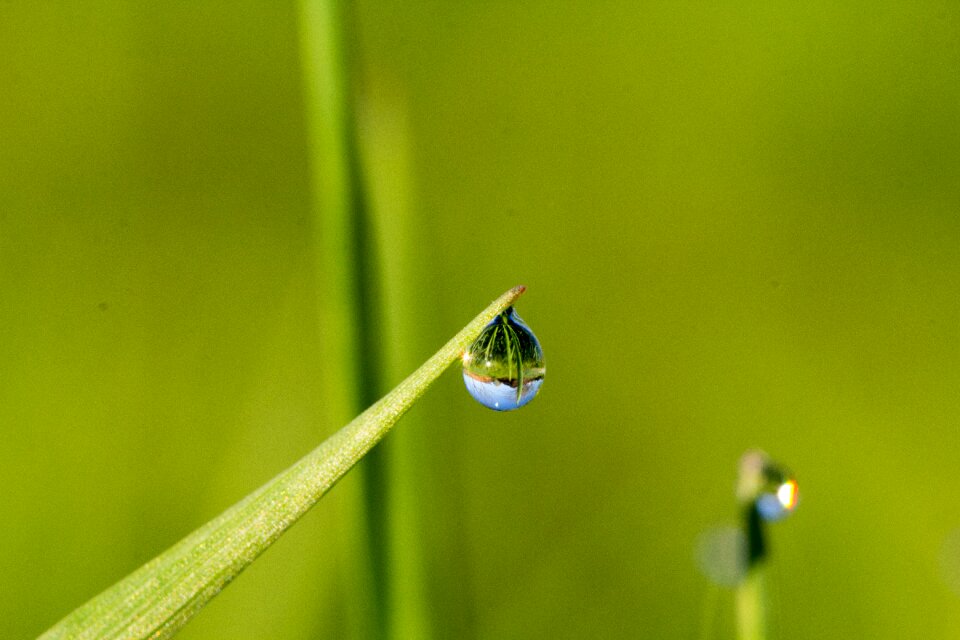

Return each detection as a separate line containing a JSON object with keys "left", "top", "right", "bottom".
{"left": 738, "top": 450, "right": 799, "bottom": 522}
{"left": 462, "top": 306, "right": 545, "bottom": 411}
{"left": 756, "top": 477, "right": 799, "bottom": 521}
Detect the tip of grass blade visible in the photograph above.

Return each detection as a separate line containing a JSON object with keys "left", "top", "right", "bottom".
{"left": 501, "top": 285, "right": 527, "bottom": 309}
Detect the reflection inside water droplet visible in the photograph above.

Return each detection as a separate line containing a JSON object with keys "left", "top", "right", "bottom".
{"left": 738, "top": 450, "right": 800, "bottom": 522}
{"left": 462, "top": 307, "right": 545, "bottom": 411}
{"left": 756, "top": 476, "right": 799, "bottom": 522}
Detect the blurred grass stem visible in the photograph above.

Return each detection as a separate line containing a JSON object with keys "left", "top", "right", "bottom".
{"left": 297, "top": 0, "right": 385, "bottom": 636}
{"left": 735, "top": 456, "right": 770, "bottom": 640}
{"left": 358, "top": 96, "right": 433, "bottom": 637}
{"left": 735, "top": 565, "right": 768, "bottom": 640}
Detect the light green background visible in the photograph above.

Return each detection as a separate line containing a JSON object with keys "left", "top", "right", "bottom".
{"left": 2, "top": 2, "right": 959, "bottom": 638}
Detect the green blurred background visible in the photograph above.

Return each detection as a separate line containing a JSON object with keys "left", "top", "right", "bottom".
{"left": 2, "top": 2, "right": 959, "bottom": 638}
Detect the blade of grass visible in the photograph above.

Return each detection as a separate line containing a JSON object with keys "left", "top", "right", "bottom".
{"left": 735, "top": 452, "right": 774, "bottom": 640}
{"left": 735, "top": 510, "right": 769, "bottom": 640}
{"left": 39, "top": 285, "right": 527, "bottom": 640}
{"left": 735, "top": 566, "right": 768, "bottom": 640}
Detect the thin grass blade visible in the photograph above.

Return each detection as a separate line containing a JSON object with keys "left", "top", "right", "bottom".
{"left": 40, "top": 286, "right": 527, "bottom": 640}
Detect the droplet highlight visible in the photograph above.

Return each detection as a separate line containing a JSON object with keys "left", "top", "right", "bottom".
{"left": 756, "top": 478, "right": 798, "bottom": 521}
{"left": 462, "top": 306, "right": 545, "bottom": 411}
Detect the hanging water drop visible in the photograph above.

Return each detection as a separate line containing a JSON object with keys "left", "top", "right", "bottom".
{"left": 738, "top": 450, "right": 799, "bottom": 522}
{"left": 462, "top": 306, "right": 545, "bottom": 411}
{"left": 756, "top": 475, "right": 799, "bottom": 522}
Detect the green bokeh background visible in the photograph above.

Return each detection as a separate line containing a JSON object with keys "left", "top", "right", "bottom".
{"left": 3, "top": 2, "right": 959, "bottom": 638}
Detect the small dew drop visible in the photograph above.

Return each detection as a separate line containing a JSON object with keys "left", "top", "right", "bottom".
{"left": 738, "top": 450, "right": 800, "bottom": 522}
{"left": 756, "top": 474, "right": 799, "bottom": 522}
{"left": 462, "top": 306, "right": 545, "bottom": 411}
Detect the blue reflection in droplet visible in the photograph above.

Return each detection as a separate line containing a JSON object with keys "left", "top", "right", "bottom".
{"left": 755, "top": 478, "right": 799, "bottom": 522}
{"left": 462, "top": 374, "right": 543, "bottom": 411}
{"left": 462, "top": 307, "right": 544, "bottom": 411}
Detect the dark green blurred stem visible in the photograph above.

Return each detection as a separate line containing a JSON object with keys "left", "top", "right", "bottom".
{"left": 744, "top": 504, "right": 767, "bottom": 567}
{"left": 297, "top": 0, "right": 386, "bottom": 637}
{"left": 735, "top": 505, "right": 769, "bottom": 640}
{"left": 358, "top": 91, "right": 433, "bottom": 638}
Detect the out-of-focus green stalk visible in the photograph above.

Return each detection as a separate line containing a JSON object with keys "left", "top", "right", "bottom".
{"left": 296, "top": 0, "right": 379, "bottom": 636}
{"left": 358, "top": 93, "right": 432, "bottom": 639}
{"left": 735, "top": 567, "right": 768, "bottom": 640}
{"left": 735, "top": 510, "right": 770, "bottom": 640}
{"left": 735, "top": 452, "right": 773, "bottom": 640}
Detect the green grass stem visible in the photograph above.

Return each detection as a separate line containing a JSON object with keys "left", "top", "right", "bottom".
{"left": 735, "top": 566, "right": 768, "bottom": 640}
{"left": 357, "top": 98, "right": 433, "bottom": 638}
{"left": 735, "top": 451, "right": 773, "bottom": 640}
{"left": 39, "top": 286, "right": 527, "bottom": 640}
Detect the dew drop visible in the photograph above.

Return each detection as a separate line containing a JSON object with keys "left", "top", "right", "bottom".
{"left": 738, "top": 451, "right": 800, "bottom": 522}
{"left": 462, "top": 306, "right": 545, "bottom": 411}
{"left": 756, "top": 478, "right": 799, "bottom": 521}
{"left": 754, "top": 469, "right": 799, "bottom": 522}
